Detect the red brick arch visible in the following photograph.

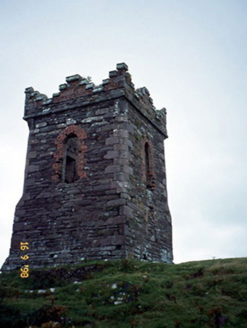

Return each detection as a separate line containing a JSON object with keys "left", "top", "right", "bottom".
{"left": 52, "top": 125, "right": 87, "bottom": 182}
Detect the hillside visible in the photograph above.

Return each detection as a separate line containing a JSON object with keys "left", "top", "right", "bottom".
{"left": 0, "top": 258, "right": 247, "bottom": 327}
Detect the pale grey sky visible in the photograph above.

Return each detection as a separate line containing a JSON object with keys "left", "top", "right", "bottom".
{"left": 0, "top": 0, "right": 246, "bottom": 266}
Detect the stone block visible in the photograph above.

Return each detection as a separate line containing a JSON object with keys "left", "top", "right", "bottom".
{"left": 113, "top": 129, "right": 129, "bottom": 138}
{"left": 28, "top": 151, "right": 37, "bottom": 159}
{"left": 104, "top": 150, "right": 119, "bottom": 159}
{"left": 27, "top": 165, "right": 39, "bottom": 173}
{"left": 114, "top": 158, "right": 129, "bottom": 166}
{"left": 105, "top": 136, "right": 119, "bottom": 145}
{"left": 105, "top": 165, "right": 121, "bottom": 173}
{"left": 96, "top": 108, "right": 109, "bottom": 115}
{"left": 109, "top": 70, "right": 118, "bottom": 77}
{"left": 120, "top": 205, "right": 133, "bottom": 218}
{"left": 106, "top": 198, "right": 126, "bottom": 207}
{"left": 122, "top": 165, "right": 133, "bottom": 175}
{"left": 116, "top": 62, "right": 128, "bottom": 71}
{"left": 115, "top": 172, "right": 129, "bottom": 182}
{"left": 36, "top": 122, "right": 47, "bottom": 128}
{"left": 81, "top": 116, "right": 103, "bottom": 123}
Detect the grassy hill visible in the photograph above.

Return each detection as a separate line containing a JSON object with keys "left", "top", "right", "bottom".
{"left": 0, "top": 258, "right": 247, "bottom": 327}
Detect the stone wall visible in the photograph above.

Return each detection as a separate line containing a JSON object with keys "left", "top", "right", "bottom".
{"left": 2, "top": 63, "right": 173, "bottom": 270}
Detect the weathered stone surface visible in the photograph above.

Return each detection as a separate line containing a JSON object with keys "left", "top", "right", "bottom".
{"left": 105, "top": 136, "right": 119, "bottom": 145}
{"left": 2, "top": 63, "right": 173, "bottom": 271}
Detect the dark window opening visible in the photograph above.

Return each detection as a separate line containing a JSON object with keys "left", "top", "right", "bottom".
{"left": 145, "top": 142, "right": 150, "bottom": 178}
{"left": 63, "top": 134, "right": 79, "bottom": 183}
{"left": 65, "top": 155, "right": 76, "bottom": 183}
{"left": 145, "top": 142, "right": 154, "bottom": 189}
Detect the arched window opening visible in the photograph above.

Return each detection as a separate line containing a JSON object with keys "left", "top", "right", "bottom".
{"left": 144, "top": 141, "right": 155, "bottom": 190}
{"left": 145, "top": 142, "right": 150, "bottom": 181}
{"left": 63, "top": 134, "right": 79, "bottom": 183}
{"left": 52, "top": 125, "right": 87, "bottom": 183}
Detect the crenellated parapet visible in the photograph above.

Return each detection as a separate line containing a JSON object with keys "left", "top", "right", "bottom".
{"left": 24, "top": 63, "right": 168, "bottom": 137}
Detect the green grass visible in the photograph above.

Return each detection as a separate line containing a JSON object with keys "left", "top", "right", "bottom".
{"left": 1, "top": 258, "right": 247, "bottom": 327}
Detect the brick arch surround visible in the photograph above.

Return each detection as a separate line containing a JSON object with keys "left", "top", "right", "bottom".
{"left": 52, "top": 125, "right": 87, "bottom": 182}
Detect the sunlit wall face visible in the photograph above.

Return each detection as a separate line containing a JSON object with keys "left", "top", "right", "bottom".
{"left": 0, "top": 0, "right": 246, "bottom": 267}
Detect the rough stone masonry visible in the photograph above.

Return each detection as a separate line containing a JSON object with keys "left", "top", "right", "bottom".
{"left": 2, "top": 63, "right": 173, "bottom": 271}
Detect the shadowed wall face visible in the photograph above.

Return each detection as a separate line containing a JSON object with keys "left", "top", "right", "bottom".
{"left": 2, "top": 63, "right": 173, "bottom": 271}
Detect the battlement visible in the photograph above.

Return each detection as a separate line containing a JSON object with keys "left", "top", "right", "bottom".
{"left": 24, "top": 63, "right": 167, "bottom": 137}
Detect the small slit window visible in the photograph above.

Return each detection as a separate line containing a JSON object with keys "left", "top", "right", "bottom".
{"left": 144, "top": 141, "right": 155, "bottom": 190}
{"left": 145, "top": 142, "right": 150, "bottom": 180}
{"left": 63, "top": 134, "right": 79, "bottom": 183}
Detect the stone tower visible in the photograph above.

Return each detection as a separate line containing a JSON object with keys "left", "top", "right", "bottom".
{"left": 2, "top": 63, "right": 173, "bottom": 270}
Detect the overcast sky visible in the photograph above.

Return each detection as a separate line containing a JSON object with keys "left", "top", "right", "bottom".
{"left": 0, "top": 0, "right": 246, "bottom": 267}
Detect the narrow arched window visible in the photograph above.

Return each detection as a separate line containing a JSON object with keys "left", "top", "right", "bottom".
{"left": 145, "top": 142, "right": 150, "bottom": 180}
{"left": 63, "top": 134, "right": 79, "bottom": 183}
{"left": 53, "top": 125, "right": 87, "bottom": 183}
{"left": 144, "top": 141, "right": 155, "bottom": 189}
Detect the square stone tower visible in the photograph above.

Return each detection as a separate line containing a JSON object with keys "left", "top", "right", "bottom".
{"left": 2, "top": 63, "right": 173, "bottom": 270}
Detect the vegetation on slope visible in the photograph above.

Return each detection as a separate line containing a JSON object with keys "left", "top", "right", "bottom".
{"left": 0, "top": 258, "right": 247, "bottom": 327}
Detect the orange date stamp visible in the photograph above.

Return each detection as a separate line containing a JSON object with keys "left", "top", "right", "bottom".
{"left": 20, "top": 242, "right": 29, "bottom": 278}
